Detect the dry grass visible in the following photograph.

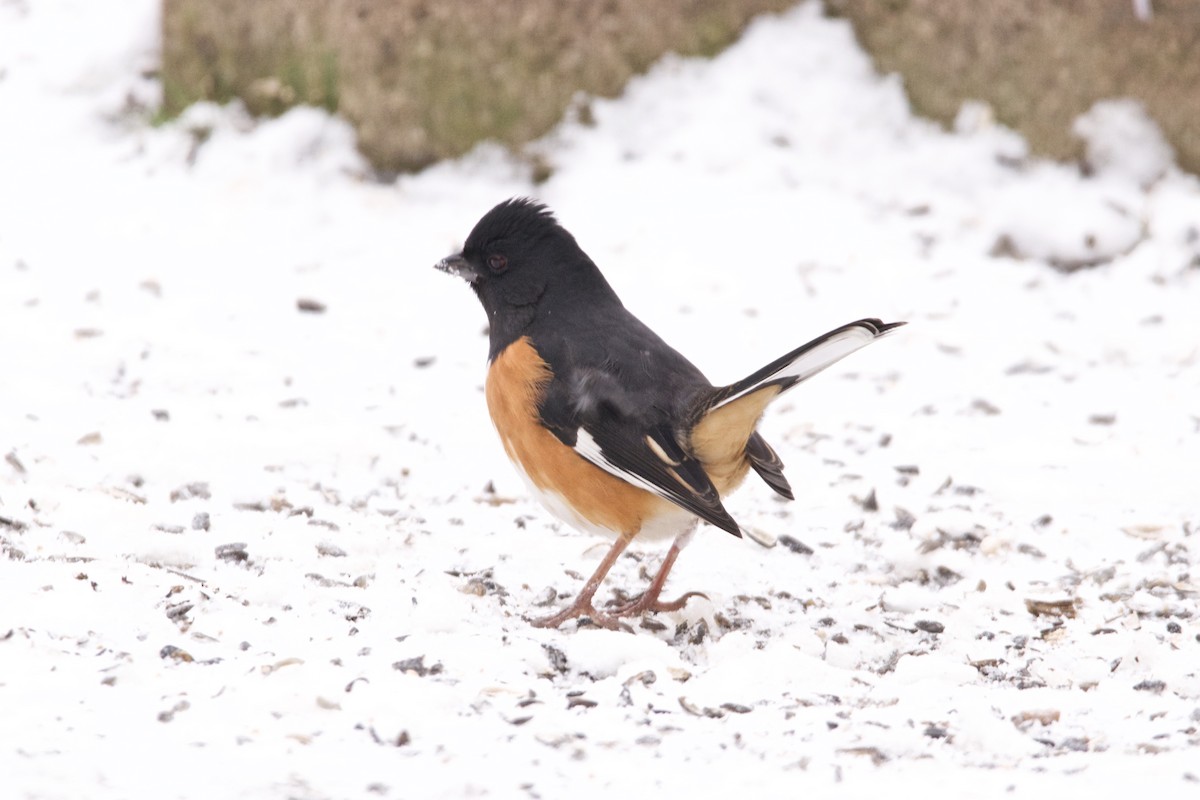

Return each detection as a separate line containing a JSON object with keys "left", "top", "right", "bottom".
{"left": 162, "top": 0, "right": 795, "bottom": 173}
{"left": 827, "top": 0, "right": 1200, "bottom": 174}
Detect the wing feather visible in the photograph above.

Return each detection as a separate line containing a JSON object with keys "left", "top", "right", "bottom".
{"left": 571, "top": 421, "right": 742, "bottom": 537}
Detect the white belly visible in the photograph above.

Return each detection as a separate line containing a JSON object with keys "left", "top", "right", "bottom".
{"left": 508, "top": 455, "right": 695, "bottom": 544}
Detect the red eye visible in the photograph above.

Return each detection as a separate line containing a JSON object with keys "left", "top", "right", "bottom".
{"left": 487, "top": 254, "right": 508, "bottom": 273}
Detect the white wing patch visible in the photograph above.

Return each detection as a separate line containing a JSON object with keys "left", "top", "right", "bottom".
{"left": 573, "top": 428, "right": 677, "bottom": 502}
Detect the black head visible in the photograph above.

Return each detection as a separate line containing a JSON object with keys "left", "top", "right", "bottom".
{"left": 436, "top": 198, "right": 619, "bottom": 356}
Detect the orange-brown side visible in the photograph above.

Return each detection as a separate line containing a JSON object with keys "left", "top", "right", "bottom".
{"left": 486, "top": 336, "right": 671, "bottom": 538}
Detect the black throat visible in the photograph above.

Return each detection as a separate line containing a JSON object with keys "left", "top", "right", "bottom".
{"left": 480, "top": 255, "right": 621, "bottom": 363}
{"left": 480, "top": 281, "right": 544, "bottom": 362}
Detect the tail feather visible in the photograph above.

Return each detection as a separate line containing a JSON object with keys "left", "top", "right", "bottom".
{"left": 746, "top": 432, "right": 793, "bottom": 500}
{"left": 706, "top": 318, "right": 905, "bottom": 416}
{"left": 689, "top": 318, "right": 904, "bottom": 493}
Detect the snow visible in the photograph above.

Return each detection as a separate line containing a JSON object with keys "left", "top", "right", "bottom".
{"left": 1074, "top": 98, "right": 1175, "bottom": 187}
{"left": 2, "top": 1, "right": 1199, "bottom": 798}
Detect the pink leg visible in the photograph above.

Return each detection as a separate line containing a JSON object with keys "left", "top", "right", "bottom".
{"left": 605, "top": 528, "right": 705, "bottom": 618}
{"left": 529, "top": 535, "right": 634, "bottom": 630}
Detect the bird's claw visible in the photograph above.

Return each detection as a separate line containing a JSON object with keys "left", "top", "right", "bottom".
{"left": 530, "top": 589, "right": 706, "bottom": 630}
{"left": 529, "top": 600, "right": 631, "bottom": 632}
{"left": 604, "top": 590, "right": 707, "bottom": 617}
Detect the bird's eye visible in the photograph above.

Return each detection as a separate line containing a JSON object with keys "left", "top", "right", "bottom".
{"left": 487, "top": 254, "right": 508, "bottom": 273}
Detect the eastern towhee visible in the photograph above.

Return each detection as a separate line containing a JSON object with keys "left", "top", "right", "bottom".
{"left": 437, "top": 198, "right": 903, "bottom": 629}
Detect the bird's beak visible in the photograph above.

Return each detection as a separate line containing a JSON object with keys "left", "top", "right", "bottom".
{"left": 434, "top": 252, "right": 479, "bottom": 284}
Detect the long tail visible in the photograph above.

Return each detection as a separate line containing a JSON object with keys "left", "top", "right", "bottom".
{"left": 708, "top": 318, "right": 905, "bottom": 414}
{"left": 689, "top": 318, "right": 905, "bottom": 497}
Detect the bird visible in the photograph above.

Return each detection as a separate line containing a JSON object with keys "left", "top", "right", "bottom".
{"left": 436, "top": 198, "right": 903, "bottom": 629}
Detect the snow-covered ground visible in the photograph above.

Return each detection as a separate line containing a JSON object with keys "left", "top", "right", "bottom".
{"left": 2, "top": 2, "right": 1198, "bottom": 798}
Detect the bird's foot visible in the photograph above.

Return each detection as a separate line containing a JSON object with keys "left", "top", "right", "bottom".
{"left": 528, "top": 598, "right": 631, "bottom": 631}
{"left": 605, "top": 590, "right": 707, "bottom": 618}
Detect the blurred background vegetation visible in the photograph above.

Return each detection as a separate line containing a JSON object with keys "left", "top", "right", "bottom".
{"left": 162, "top": 0, "right": 1200, "bottom": 175}
{"left": 161, "top": 0, "right": 796, "bottom": 173}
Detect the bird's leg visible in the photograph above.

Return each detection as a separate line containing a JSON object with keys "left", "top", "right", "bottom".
{"left": 529, "top": 534, "right": 633, "bottom": 630}
{"left": 606, "top": 527, "right": 706, "bottom": 618}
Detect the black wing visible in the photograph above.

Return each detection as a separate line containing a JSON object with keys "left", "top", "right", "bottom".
{"left": 572, "top": 414, "right": 741, "bottom": 536}
{"left": 532, "top": 314, "right": 742, "bottom": 537}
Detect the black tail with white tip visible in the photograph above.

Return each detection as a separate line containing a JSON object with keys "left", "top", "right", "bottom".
{"left": 707, "top": 318, "right": 905, "bottom": 415}
{"left": 688, "top": 319, "right": 905, "bottom": 499}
